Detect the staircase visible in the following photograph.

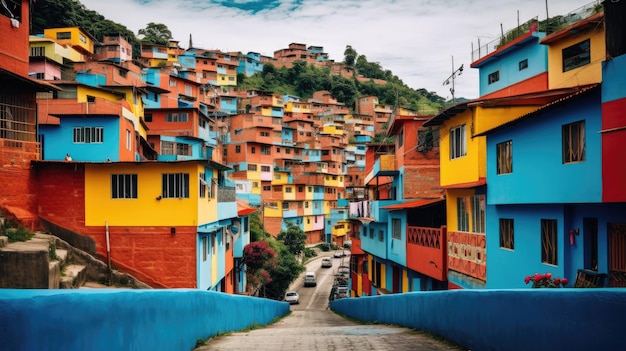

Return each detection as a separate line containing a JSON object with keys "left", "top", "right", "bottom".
{"left": 0, "top": 215, "right": 150, "bottom": 289}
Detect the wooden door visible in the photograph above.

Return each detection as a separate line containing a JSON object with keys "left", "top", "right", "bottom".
{"left": 608, "top": 223, "right": 626, "bottom": 287}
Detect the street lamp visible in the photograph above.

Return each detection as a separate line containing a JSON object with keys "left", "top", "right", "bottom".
{"left": 442, "top": 55, "right": 464, "bottom": 104}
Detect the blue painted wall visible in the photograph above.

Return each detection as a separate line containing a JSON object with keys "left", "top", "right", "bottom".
{"left": 486, "top": 88, "right": 602, "bottom": 204}
{"left": 40, "top": 117, "right": 120, "bottom": 161}
{"left": 487, "top": 202, "right": 626, "bottom": 288}
{"left": 0, "top": 289, "right": 289, "bottom": 351}
{"left": 331, "top": 289, "right": 626, "bottom": 351}
{"left": 387, "top": 211, "right": 407, "bottom": 267}
{"left": 361, "top": 222, "right": 387, "bottom": 259}
{"left": 602, "top": 54, "right": 626, "bottom": 103}
{"left": 477, "top": 33, "right": 547, "bottom": 96}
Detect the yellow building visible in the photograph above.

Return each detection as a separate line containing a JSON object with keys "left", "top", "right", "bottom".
{"left": 43, "top": 27, "right": 95, "bottom": 56}
{"left": 541, "top": 11, "right": 605, "bottom": 89}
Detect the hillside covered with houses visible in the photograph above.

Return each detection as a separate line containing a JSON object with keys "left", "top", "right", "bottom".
{"left": 1, "top": 0, "right": 626, "bottom": 298}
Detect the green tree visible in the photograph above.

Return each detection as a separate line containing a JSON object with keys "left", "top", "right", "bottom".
{"left": 242, "top": 241, "right": 277, "bottom": 296}
{"left": 277, "top": 221, "right": 307, "bottom": 256}
{"left": 138, "top": 22, "right": 172, "bottom": 45}
{"left": 343, "top": 45, "right": 357, "bottom": 67}
{"left": 262, "top": 239, "right": 304, "bottom": 300}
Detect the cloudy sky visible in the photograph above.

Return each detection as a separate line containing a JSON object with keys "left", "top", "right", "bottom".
{"left": 79, "top": 0, "right": 594, "bottom": 100}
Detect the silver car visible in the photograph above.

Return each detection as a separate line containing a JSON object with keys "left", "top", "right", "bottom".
{"left": 284, "top": 291, "right": 299, "bottom": 304}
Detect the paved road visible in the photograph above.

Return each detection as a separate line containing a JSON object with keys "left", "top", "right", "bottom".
{"left": 197, "top": 251, "right": 464, "bottom": 351}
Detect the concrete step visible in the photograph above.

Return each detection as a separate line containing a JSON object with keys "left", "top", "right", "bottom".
{"left": 55, "top": 248, "right": 68, "bottom": 263}
{"left": 0, "top": 235, "right": 7, "bottom": 248}
{"left": 48, "top": 260, "right": 61, "bottom": 289}
{"left": 60, "top": 264, "right": 87, "bottom": 289}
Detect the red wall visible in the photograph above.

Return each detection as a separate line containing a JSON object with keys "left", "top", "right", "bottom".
{"left": 602, "top": 98, "right": 626, "bottom": 202}
{"left": 0, "top": 141, "right": 40, "bottom": 229}
{"left": 0, "top": 1, "right": 30, "bottom": 76}
{"left": 480, "top": 73, "right": 548, "bottom": 100}
{"left": 34, "top": 163, "right": 198, "bottom": 288}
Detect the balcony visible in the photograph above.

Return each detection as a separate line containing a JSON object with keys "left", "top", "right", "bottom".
{"left": 406, "top": 226, "right": 447, "bottom": 281}
{"left": 217, "top": 186, "right": 236, "bottom": 203}
{"left": 38, "top": 98, "right": 122, "bottom": 120}
{"left": 364, "top": 154, "right": 397, "bottom": 185}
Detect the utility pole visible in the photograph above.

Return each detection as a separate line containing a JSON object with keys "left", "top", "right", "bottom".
{"left": 442, "top": 56, "right": 464, "bottom": 105}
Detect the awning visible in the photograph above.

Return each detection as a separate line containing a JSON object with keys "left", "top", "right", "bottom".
{"left": 382, "top": 198, "right": 444, "bottom": 210}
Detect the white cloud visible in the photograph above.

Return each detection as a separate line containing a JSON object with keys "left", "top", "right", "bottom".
{"left": 78, "top": 0, "right": 593, "bottom": 100}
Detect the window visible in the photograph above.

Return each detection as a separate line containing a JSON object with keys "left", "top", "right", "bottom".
{"left": 285, "top": 187, "right": 292, "bottom": 193}
{"left": 162, "top": 173, "right": 189, "bottom": 198}
{"left": 298, "top": 186, "right": 303, "bottom": 192}
{"left": 457, "top": 198, "right": 469, "bottom": 231}
{"left": 563, "top": 39, "right": 590, "bottom": 72}
{"left": 472, "top": 195, "right": 485, "bottom": 234}
{"left": 261, "top": 146, "right": 271, "bottom": 155}
{"left": 449, "top": 125, "right": 466, "bottom": 159}
{"left": 562, "top": 120, "right": 585, "bottom": 163}
{"left": 235, "top": 145, "right": 241, "bottom": 153}
{"left": 392, "top": 218, "right": 401, "bottom": 240}
{"left": 519, "top": 59, "right": 528, "bottom": 71}
{"left": 144, "top": 114, "right": 152, "bottom": 122}
{"left": 87, "top": 95, "right": 96, "bottom": 103}
{"left": 247, "top": 164, "right": 257, "bottom": 171}
{"left": 378, "top": 230, "right": 384, "bottom": 242}
{"left": 488, "top": 71, "right": 500, "bottom": 84}
{"left": 282, "top": 201, "right": 289, "bottom": 209}
{"left": 261, "top": 165, "right": 270, "bottom": 172}
{"left": 79, "top": 34, "right": 87, "bottom": 43}
{"left": 499, "top": 219, "right": 514, "bottom": 249}
{"left": 165, "top": 113, "right": 188, "bottom": 122}
{"left": 126, "top": 129, "right": 132, "bottom": 150}
{"left": 199, "top": 173, "right": 207, "bottom": 198}
{"left": 496, "top": 140, "right": 512, "bottom": 174}
{"left": 73, "top": 127, "right": 103, "bottom": 144}
{"left": 202, "top": 237, "right": 207, "bottom": 262}
{"left": 260, "top": 131, "right": 269, "bottom": 137}
{"left": 251, "top": 147, "right": 255, "bottom": 154}
{"left": 369, "top": 228, "right": 374, "bottom": 239}
{"left": 111, "top": 174, "right": 137, "bottom": 199}
{"left": 397, "top": 128, "right": 404, "bottom": 147}
{"left": 56, "top": 32, "right": 71, "bottom": 40}
{"left": 263, "top": 185, "right": 271, "bottom": 191}
{"left": 541, "top": 219, "right": 558, "bottom": 265}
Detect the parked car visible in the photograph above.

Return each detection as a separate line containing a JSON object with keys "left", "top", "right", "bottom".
{"left": 337, "top": 265, "right": 350, "bottom": 275}
{"left": 284, "top": 291, "right": 299, "bottom": 304}
{"left": 321, "top": 257, "right": 333, "bottom": 268}
{"left": 304, "top": 272, "right": 317, "bottom": 287}
{"left": 333, "top": 250, "right": 346, "bottom": 258}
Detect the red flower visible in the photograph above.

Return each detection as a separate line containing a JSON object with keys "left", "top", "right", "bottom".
{"left": 545, "top": 272, "right": 552, "bottom": 280}
{"left": 561, "top": 278, "right": 569, "bottom": 286}
{"left": 553, "top": 278, "right": 561, "bottom": 285}
{"left": 534, "top": 273, "right": 543, "bottom": 282}
{"left": 524, "top": 276, "right": 531, "bottom": 284}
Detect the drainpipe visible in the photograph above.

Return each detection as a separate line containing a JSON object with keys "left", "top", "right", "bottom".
{"left": 106, "top": 221, "right": 111, "bottom": 285}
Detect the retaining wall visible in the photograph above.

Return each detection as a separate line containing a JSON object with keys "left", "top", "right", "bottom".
{"left": 0, "top": 289, "right": 289, "bottom": 351}
{"left": 331, "top": 288, "right": 626, "bottom": 351}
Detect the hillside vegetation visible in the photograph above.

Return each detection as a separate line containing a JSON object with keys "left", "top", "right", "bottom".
{"left": 31, "top": 0, "right": 448, "bottom": 113}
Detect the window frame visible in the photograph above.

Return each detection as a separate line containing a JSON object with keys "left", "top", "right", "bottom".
{"left": 449, "top": 125, "right": 466, "bottom": 160}
{"left": 496, "top": 140, "right": 513, "bottom": 174}
{"left": 562, "top": 120, "right": 586, "bottom": 164}
{"left": 161, "top": 173, "right": 190, "bottom": 199}
{"left": 562, "top": 39, "right": 590, "bottom": 72}
{"left": 499, "top": 218, "right": 514, "bottom": 250}
{"left": 488, "top": 70, "right": 500, "bottom": 84}
{"left": 541, "top": 219, "right": 558, "bottom": 265}
{"left": 391, "top": 218, "right": 401, "bottom": 240}
{"left": 111, "top": 174, "right": 138, "bottom": 199}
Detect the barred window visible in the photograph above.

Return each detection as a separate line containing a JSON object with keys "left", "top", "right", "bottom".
{"left": 496, "top": 140, "right": 513, "bottom": 174}
{"left": 562, "top": 120, "right": 585, "bottom": 163}
{"left": 392, "top": 218, "right": 401, "bottom": 240}
{"left": 162, "top": 173, "right": 189, "bottom": 198}
{"left": 541, "top": 219, "right": 558, "bottom": 265}
{"left": 73, "top": 127, "right": 103, "bottom": 143}
{"left": 111, "top": 174, "right": 137, "bottom": 199}
{"left": 499, "top": 218, "right": 514, "bottom": 249}
{"left": 165, "top": 112, "right": 188, "bottom": 122}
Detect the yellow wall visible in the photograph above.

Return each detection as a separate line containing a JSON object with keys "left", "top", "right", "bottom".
{"left": 283, "top": 185, "right": 295, "bottom": 200}
{"left": 85, "top": 162, "right": 203, "bottom": 226}
{"left": 76, "top": 86, "right": 121, "bottom": 103}
{"left": 547, "top": 27, "right": 605, "bottom": 89}
{"left": 272, "top": 171, "right": 289, "bottom": 185}
{"left": 303, "top": 215, "right": 313, "bottom": 231}
{"left": 402, "top": 269, "right": 409, "bottom": 293}
{"left": 439, "top": 110, "right": 481, "bottom": 186}
{"left": 44, "top": 27, "right": 94, "bottom": 54}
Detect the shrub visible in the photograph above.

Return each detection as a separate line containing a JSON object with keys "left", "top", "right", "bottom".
{"left": 524, "top": 273, "right": 569, "bottom": 288}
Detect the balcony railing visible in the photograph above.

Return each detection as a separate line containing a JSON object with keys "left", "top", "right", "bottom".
{"left": 217, "top": 186, "right": 236, "bottom": 203}
{"left": 406, "top": 226, "right": 447, "bottom": 281}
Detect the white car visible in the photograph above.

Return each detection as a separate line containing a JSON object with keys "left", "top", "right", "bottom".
{"left": 284, "top": 291, "right": 299, "bottom": 304}
{"left": 321, "top": 257, "right": 333, "bottom": 268}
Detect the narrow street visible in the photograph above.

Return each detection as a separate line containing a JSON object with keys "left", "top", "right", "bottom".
{"left": 198, "top": 251, "right": 464, "bottom": 351}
